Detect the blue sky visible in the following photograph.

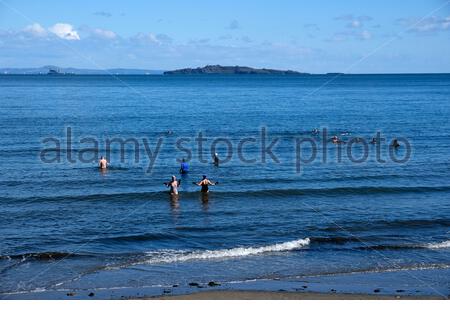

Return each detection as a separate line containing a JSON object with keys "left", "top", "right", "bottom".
{"left": 0, "top": 0, "right": 449, "bottom": 73}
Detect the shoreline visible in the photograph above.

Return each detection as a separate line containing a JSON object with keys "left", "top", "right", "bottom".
{"left": 147, "top": 290, "right": 444, "bottom": 300}
{"left": 2, "top": 267, "right": 449, "bottom": 300}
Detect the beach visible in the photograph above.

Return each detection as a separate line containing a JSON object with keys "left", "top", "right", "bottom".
{"left": 151, "top": 291, "right": 442, "bottom": 300}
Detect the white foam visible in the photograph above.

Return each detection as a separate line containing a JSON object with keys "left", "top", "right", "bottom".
{"left": 143, "top": 238, "right": 310, "bottom": 264}
{"left": 426, "top": 240, "right": 450, "bottom": 249}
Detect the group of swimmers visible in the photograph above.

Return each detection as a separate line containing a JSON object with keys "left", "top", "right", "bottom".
{"left": 98, "top": 156, "right": 219, "bottom": 196}
{"left": 312, "top": 129, "right": 401, "bottom": 148}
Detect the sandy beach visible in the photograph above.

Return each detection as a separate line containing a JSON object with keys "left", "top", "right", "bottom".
{"left": 149, "top": 290, "right": 444, "bottom": 300}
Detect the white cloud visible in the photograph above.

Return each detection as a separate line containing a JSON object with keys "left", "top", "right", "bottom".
{"left": 92, "top": 28, "right": 117, "bottom": 39}
{"left": 336, "top": 14, "right": 373, "bottom": 29}
{"left": 131, "top": 32, "right": 172, "bottom": 45}
{"left": 132, "top": 32, "right": 160, "bottom": 44}
{"left": 398, "top": 16, "right": 450, "bottom": 33}
{"left": 23, "top": 23, "right": 47, "bottom": 37}
{"left": 328, "top": 30, "right": 372, "bottom": 42}
{"left": 49, "top": 23, "right": 80, "bottom": 40}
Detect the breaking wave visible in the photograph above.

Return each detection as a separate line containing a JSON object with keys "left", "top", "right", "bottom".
{"left": 102, "top": 238, "right": 311, "bottom": 269}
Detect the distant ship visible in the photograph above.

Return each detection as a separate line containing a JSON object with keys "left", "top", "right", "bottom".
{"left": 47, "top": 68, "right": 62, "bottom": 75}
{"left": 46, "top": 68, "right": 74, "bottom": 75}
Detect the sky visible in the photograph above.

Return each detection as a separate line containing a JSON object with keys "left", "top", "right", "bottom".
{"left": 0, "top": 0, "right": 449, "bottom": 73}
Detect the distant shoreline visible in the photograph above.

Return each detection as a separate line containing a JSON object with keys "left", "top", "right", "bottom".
{"left": 2, "top": 72, "right": 450, "bottom": 76}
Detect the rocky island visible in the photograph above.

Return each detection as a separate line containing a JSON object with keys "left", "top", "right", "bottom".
{"left": 164, "top": 65, "right": 309, "bottom": 75}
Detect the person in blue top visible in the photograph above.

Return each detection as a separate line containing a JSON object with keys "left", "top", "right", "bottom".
{"left": 180, "top": 158, "right": 189, "bottom": 174}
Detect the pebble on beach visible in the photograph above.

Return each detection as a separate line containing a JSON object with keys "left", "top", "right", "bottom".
{"left": 208, "top": 281, "right": 221, "bottom": 287}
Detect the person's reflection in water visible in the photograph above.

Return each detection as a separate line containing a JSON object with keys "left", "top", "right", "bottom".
{"left": 200, "top": 192, "right": 209, "bottom": 212}
{"left": 169, "top": 194, "right": 181, "bottom": 221}
{"left": 99, "top": 167, "right": 108, "bottom": 177}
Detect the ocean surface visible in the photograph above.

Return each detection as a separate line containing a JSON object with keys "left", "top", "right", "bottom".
{"left": 0, "top": 74, "right": 449, "bottom": 299}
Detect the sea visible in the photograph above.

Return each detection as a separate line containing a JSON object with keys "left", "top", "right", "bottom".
{"left": 0, "top": 74, "right": 449, "bottom": 299}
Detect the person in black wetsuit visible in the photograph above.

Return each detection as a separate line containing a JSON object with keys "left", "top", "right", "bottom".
{"left": 213, "top": 153, "right": 219, "bottom": 166}
{"left": 392, "top": 139, "right": 400, "bottom": 148}
{"left": 194, "top": 175, "right": 218, "bottom": 193}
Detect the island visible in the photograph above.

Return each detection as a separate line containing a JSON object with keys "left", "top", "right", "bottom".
{"left": 163, "top": 65, "right": 309, "bottom": 75}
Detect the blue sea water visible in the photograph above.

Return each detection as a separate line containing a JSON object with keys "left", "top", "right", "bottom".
{"left": 0, "top": 74, "right": 449, "bottom": 298}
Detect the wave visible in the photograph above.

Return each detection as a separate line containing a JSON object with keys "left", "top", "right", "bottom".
{"left": 3, "top": 185, "right": 450, "bottom": 204}
{"left": 307, "top": 236, "right": 450, "bottom": 251}
{"left": 104, "top": 238, "right": 310, "bottom": 269}
{"left": 425, "top": 240, "right": 450, "bottom": 249}
{"left": 99, "top": 232, "right": 180, "bottom": 243}
{"left": 356, "top": 240, "right": 450, "bottom": 251}
{"left": 314, "top": 218, "right": 450, "bottom": 232}
{"left": 0, "top": 251, "right": 90, "bottom": 261}
{"left": 145, "top": 238, "right": 311, "bottom": 263}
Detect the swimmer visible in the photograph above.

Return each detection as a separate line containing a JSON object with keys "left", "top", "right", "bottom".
{"left": 312, "top": 128, "right": 320, "bottom": 135}
{"left": 392, "top": 139, "right": 400, "bottom": 148}
{"left": 213, "top": 153, "right": 219, "bottom": 166}
{"left": 164, "top": 175, "right": 181, "bottom": 195}
{"left": 370, "top": 137, "right": 377, "bottom": 144}
{"left": 98, "top": 156, "right": 109, "bottom": 169}
{"left": 193, "top": 175, "right": 218, "bottom": 193}
{"left": 179, "top": 158, "right": 189, "bottom": 174}
{"left": 331, "top": 135, "right": 339, "bottom": 144}
{"left": 331, "top": 135, "right": 345, "bottom": 144}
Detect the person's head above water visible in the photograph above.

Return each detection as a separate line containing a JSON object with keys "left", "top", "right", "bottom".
{"left": 203, "top": 175, "right": 207, "bottom": 179}
{"left": 172, "top": 175, "right": 176, "bottom": 181}
{"left": 100, "top": 156, "right": 104, "bottom": 160}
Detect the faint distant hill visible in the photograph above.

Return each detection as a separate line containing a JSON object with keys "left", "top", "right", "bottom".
{"left": 164, "top": 65, "right": 309, "bottom": 75}
{"left": 0, "top": 65, "right": 164, "bottom": 75}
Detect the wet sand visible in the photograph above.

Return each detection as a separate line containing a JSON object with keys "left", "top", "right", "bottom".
{"left": 148, "top": 290, "right": 444, "bottom": 300}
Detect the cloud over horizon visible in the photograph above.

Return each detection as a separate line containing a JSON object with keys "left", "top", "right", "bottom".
{"left": 0, "top": 10, "right": 448, "bottom": 74}
{"left": 48, "top": 23, "right": 80, "bottom": 40}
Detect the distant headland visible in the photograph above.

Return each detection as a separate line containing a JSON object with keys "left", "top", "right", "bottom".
{"left": 164, "top": 65, "right": 309, "bottom": 75}
{"left": 0, "top": 65, "right": 164, "bottom": 75}
{"left": 0, "top": 65, "right": 349, "bottom": 76}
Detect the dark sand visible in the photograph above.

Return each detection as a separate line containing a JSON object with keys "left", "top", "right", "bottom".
{"left": 148, "top": 290, "right": 444, "bottom": 300}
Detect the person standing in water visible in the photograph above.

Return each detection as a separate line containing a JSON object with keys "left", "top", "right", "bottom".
{"left": 392, "top": 139, "right": 400, "bottom": 148}
{"left": 194, "top": 175, "right": 218, "bottom": 193}
{"left": 164, "top": 176, "right": 181, "bottom": 195}
{"left": 98, "top": 156, "right": 109, "bottom": 169}
{"left": 213, "top": 153, "right": 220, "bottom": 166}
{"left": 180, "top": 158, "right": 189, "bottom": 174}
